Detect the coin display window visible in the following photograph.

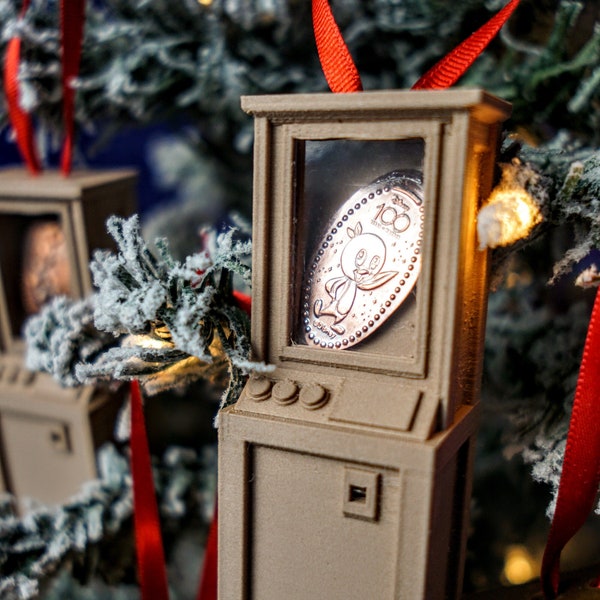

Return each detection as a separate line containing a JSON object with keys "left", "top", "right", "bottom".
{"left": 0, "top": 169, "right": 136, "bottom": 355}
{"left": 295, "top": 139, "right": 424, "bottom": 357}
{"left": 0, "top": 213, "right": 74, "bottom": 347}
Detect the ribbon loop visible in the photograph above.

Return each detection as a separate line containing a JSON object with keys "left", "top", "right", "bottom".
{"left": 4, "top": 0, "right": 41, "bottom": 174}
{"left": 312, "top": 0, "right": 521, "bottom": 94}
{"left": 60, "top": 0, "right": 85, "bottom": 175}
{"left": 412, "top": 0, "right": 521, "bottom": 90}
{"left": 3, "top": 0, "right": 85, "bottom": 175}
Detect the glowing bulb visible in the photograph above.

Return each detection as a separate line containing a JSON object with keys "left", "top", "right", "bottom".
{"left": 502, "top": 545, "right": 537, "bottom": 585}
{"left": 477, "top": 160, "right": 543, "bottom": 250}
{"left": 576, "top": 264, "right": 600, "bottom": 288}
{"left": 125, "top": 324, "right": 175, "bottom": 350}
{"left": 127, "top": 334, "right": 171, "bottom": 350}
{"left": 477, "top": 186, "right": 542, "bottom": 249}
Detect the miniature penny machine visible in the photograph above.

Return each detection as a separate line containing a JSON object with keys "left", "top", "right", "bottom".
{"left": 219, "top": 90, "right": 511, "bottom": 599}
{"left": 0, "top": 169, "right": 136, "bottom": 508}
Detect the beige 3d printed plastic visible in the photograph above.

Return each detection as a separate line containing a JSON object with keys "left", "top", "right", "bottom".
{"left": 218, "top": 89, "right": 511, "bottom": 599}
{"left": 0, "top": 168, "right": 135, "bottom": 511}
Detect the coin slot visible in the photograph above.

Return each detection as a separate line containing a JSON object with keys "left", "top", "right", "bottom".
{"left": 343, "top": 467, "right": 380, "bottom": 521}
{"left": 48, "top": 423, "right": 71, "bottom": 453}
{"left": 349, "top": 484, "right": 367, "bottom": 504}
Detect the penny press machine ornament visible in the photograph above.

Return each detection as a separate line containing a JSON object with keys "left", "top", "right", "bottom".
{"left": 218, "top": 90, "right": 511, "bottom": 599}
{"left": 0, "top": 168, "right": 135, "bottom": 510}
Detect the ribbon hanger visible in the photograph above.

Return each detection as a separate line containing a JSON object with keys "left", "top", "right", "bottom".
{"left": 312, "top": 0, "right": 521, "bottom": 93}
{"left": 4, "top": 0, "right": 85, "bottom": 175}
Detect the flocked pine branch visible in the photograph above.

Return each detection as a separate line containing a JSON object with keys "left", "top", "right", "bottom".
{"left": 463, "top": 0, "right": 600, "bottom": 143}
{"left": 478, "top": 136, "right": 600, "bottom": 517}
{"left": 477, "top": 135, "right": 600, "bottom": 284}
{"left": 516, "top": 139, "right": 600, "bottom": 282}
{"left": 24, "top": 296, "right": 117, "bottom": 387}
{"left": 482, "top": 268, "right": 600, "bottom": 516}
{"left": 24, "top": 214, "right": 271, "bottom": 408}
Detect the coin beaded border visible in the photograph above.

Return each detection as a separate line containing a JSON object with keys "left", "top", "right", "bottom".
{"left": 301, "top": 182, "right": 424, "bottom": 349}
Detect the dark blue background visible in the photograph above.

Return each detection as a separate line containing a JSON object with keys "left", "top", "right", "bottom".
{"left": 0, "top": 123, "right": 173, "bottom": 216}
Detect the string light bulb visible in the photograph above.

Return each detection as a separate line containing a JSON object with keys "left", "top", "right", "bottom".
{"left": 477, "top": 161, "right": 542, "bottom": 250}
{"left": 127, "top": 334, "right": 171, "bottom": 350}
{"left": 127, "top": 324, "right": 175, "bottom": 350}
{"left": 575, "top": 264, "right": 600, "bottom": 288}
{"left": 502, "top": 545, "right": 538, "bottom": 585}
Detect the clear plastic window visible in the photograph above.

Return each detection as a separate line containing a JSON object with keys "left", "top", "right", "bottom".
{"left": 0, "top": 214, "right": 72, "bottom": 339}
{"left": 294, "top": 139, "right": 424, "bottom": 360}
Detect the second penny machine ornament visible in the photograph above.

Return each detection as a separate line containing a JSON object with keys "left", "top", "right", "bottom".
{"left": 219, "top": 90, "right": 510, "bottom": 599}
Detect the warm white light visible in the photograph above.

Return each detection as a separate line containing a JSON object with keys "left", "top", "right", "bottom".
{"left": 477, "top": 186, "right": 542, "bottom": 249}
{"left": 502, "top": 545, "right": 537, "bottom": 585}
{"left": 576, "top": 264, "right": 600, "bottom": 288}
{"left": 142, "top": 356, "right": 208, "bottom": 395}
{"left": 127, "top": 334, "right": 171, "bottom": 350}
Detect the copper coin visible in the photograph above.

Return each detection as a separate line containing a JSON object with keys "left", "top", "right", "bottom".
{"left": 300, "top": 171, "right": 423, "bottom": 350}
{"left": 21, "top": 220, "right": 72, "bottom": 315}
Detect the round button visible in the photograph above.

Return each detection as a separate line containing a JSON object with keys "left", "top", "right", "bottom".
{"left": 247, "top": 377, "right": 272, "bottom": 401}
{"left": 272, "top": 380, "right": 298, "bottom": 405}
{"left": 299, "top": 384, "right": 328, "bottom": 410}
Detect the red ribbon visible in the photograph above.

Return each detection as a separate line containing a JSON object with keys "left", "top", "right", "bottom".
{"left": 130, "top": 380, "right": 170, "bottom": 600}
{"left": 3, "top": 0, "right": 85, "bottom": 175}
{"left": 412, "top": 0, "right": 521, "bottom": 90}
{"left": 541, "top": 288, "right": 600, "bottom": 598}
{"left": 232, "top": 289, "right": 252, "bottom": 316}
{"left": 312, "top": 0, "right": 363, "bottom": 93}
{"left": 312, "top": 0, "right": 520, "bottom": 93}
{"left": 196, "top": 503, "right": 218, "bottom": 600}
{"left": 3, "top": 0, "right": 41, "bottom": 174}
{"left": 60, "top": 0, "right": 85, "bottom": 175}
